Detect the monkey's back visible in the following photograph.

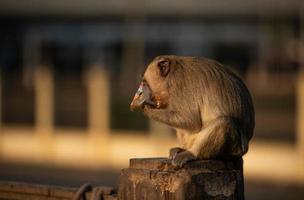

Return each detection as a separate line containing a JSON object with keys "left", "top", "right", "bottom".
{"left": 182, "top": 57, "right": 255, "bottom": 139}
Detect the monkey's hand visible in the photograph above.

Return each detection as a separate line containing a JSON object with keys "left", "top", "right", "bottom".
{"left": 169, "top": 147, "right": 185, "bottom": 159}
{"left": 172, "top": 150, "right": 196, "bottom": 168}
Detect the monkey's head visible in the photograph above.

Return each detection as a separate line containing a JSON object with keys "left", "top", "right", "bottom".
{"left": 130, "top": 55, "right": 202, "bottom": 132}
{"left": 130, "top": 56, "right": 172, "bottom": 111}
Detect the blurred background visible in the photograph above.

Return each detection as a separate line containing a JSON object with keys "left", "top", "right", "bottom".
{"left": 0, "top": 0, "right": 304, "bottom": 199}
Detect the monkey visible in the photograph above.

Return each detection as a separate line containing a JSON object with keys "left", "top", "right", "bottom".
{"left": 130, "top": 55, "right": 254, "bottom": 167}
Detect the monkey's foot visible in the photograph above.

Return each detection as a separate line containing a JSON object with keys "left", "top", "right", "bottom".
{"left": 172, "top": 150, "right": 196, "bottom": 168}
{"left": 169, "top": 147, "right": 185, "bottom": 159}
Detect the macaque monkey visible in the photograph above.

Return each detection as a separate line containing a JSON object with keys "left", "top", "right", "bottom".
{"left": 130, "top": 55, "right": 254, "bottom": 167}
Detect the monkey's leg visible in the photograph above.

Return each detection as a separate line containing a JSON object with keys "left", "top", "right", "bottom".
{"left": 189, "top": 117, "right": 242, "bottom": 159}
{"left": 173, "top": 117, "right": 242, "bottom": 167}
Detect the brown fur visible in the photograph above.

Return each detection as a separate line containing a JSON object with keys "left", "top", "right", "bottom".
{"left": 139, "top": 55, "right": 254, "bottom": 161}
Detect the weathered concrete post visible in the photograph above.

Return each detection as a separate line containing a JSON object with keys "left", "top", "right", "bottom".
{"left": 118, "top": 158, "right": 244, "bottom": 200}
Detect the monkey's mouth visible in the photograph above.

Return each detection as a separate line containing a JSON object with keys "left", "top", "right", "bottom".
{"left": 130, "top": 81, "right": 158, "bottom": 111}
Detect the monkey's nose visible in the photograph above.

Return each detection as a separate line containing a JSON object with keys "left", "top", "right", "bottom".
{"left": 130, "top": 81, "right": 155, "bottom": 111}
{"left": 130, "top": 93, "right": 144, "bottom": 111}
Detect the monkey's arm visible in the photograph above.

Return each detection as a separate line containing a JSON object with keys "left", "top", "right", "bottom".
{"left": 143, "top": 107, "right": 201, "bottom": 132}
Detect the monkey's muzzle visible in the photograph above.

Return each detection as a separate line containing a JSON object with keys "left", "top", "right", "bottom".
{"left": 130, "top": 81, "right": 155, "bottom": 111}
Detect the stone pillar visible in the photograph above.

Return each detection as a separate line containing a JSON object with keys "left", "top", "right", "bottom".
{"left": 86, "top": 65, "right": 110, "bottom": 137}
{"left": 34, "top": 66, "right": 54, "bottom": 159}
{"left": 297, "top": 70, "right": 304, "bottom": 179}
{"left": 0, "top": 69, "right": 2, "bottom": 155}
{"left": 118, "top": 158, "right": 244, "bottom": 200}
{"left": 34, "top": 66, "right": 54, "bottom": 133}
{"left": 298, "top": 4, "right": 304, "bottom": 179}
{"left": 0, "top": 69, "right": 1, "bottom": 128}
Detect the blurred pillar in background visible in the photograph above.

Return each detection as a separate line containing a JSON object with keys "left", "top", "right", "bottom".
{"left": 0, "top": 69, "right": 1, "bottom": 128}
{"left": 298, "top": 5, "right": 304, "bottom": 179}
{"left": 34, "top": 66, "right": 54, "bottom": 133}
{"left": 297, "top": 69, "right": 304, "bottom": 179}
{"left": 34, "top": 66, "right": 54, "bottom": 159}
{"left": 0, "top": 69, "right": 2, "bottom": 154}
{"left": 86, "top": 65, "right": 110, "bottom": 137}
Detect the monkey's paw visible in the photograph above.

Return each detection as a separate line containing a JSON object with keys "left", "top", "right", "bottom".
{"left": 169, "top": 147, "right": 185, "bottom": 159}
{"left": 172, "top": 150, "right": 196, "bottom": 168}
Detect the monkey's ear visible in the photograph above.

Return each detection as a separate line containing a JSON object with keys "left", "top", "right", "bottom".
{"left": 158, "top": 59, "right": 170, "bottom": 77}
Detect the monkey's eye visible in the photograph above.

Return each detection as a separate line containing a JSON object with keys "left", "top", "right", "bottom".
{"left": 158, "top": 60, "right": 170, "bottom": 77}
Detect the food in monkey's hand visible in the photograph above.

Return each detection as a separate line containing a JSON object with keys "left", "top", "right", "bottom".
{"left": 130, "top": 55, "right": 255, "bottom": 167}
